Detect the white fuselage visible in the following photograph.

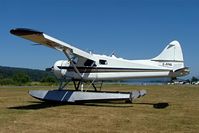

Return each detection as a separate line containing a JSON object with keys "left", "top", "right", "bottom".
{"left": 53, "top": 54, "right": 186, "bottom": 81}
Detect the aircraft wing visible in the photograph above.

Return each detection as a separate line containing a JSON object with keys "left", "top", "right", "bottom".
{"left": 10, "top": 28, "right": 94, "bottom": 62}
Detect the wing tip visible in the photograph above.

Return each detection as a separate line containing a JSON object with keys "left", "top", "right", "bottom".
{"left": 10, "top": 28, "right": 43, "bottom": 36}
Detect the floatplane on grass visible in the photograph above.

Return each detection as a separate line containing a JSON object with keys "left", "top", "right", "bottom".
{"left": 10, "top": 28, "right": 189, "bottom": 103}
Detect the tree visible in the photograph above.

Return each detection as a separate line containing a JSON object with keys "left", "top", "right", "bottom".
{"left": 0, "top": 78, "right": 15, "bottom": 85}
{"left": 0, "top": 74, "right": 3, "bottom": 79}
{"left": 12, "top": 72, "right": 30, "bottom": 85}
{"left": 40, "top": 75, "right": 57, "bottom": 83}
{"left": 191, "top": 76, "right": 198, "bottom": 83}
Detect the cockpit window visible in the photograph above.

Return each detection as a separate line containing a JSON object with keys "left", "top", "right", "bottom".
{"left": 99, "top": 59, "right": 108, "bottom": 65}
{"left": 84, "top": 59, "right": 96, "bottom": 66}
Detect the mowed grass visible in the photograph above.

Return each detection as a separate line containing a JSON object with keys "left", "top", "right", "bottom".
{"left": 0, "top": 85, "right": 199, "bottom": 133}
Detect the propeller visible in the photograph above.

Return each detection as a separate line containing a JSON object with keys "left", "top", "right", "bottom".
{"left": 45, "top": 66, "right": 54, "bottom": 72}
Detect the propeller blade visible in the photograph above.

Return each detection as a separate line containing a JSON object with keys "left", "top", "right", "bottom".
{"left": 45, "top": 66, "right": 54, "bottom": 72}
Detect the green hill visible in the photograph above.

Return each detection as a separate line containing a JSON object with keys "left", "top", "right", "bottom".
{"left": 0, "top": 66, "right": 57, "bottom": 85}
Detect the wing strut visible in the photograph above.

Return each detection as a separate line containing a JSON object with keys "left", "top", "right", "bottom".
{"left": 63, "top": 49, "right": 83, "bottom": 79}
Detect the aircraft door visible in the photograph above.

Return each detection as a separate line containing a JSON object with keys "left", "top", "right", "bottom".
{"left": 83, "top": 59, "right": 97, "bottom": 80}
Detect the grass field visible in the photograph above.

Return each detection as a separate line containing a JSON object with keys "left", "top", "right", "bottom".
{"left": 0, "top": 85, "right": 199, "bottom": 133}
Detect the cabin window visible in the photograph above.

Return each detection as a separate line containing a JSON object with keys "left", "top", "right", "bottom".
{"left": 99, "top": 59, "right": 108, "bottom": 65}
{"left": 84, "top": 59, "right": 96, "bottom": 66}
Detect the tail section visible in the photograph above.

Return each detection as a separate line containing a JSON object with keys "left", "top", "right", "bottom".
{"left": 152, "top": 40, "right": 189, "bottom": 77}
{"left": 152, "top": 40, "right": 184, "bottom": 62}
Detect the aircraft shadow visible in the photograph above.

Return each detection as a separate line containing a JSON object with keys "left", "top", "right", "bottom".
{"left": 7, "top": 101, "right": 169, "bottom": 110}
{"left": 134, "top": 102, "right": 169, "bottom": 109}
{"left": 80, "top": 102, "right": 133, "bottom": 108}
{"left": 7, "top": 101, "right": 133, "bottom": 110}
{"left": 7, "top": 101, "right": 67, "bottom": 110}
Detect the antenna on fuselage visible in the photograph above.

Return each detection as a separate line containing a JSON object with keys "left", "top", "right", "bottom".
{"left": 86, "top": 49, "right": 93, "bottom": 55}
{"left": 109, "top": 50, "right": 115, "bottom": 57}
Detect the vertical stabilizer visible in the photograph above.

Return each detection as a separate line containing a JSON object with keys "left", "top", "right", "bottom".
{"left": 152, "top": 40, "right": 184, "bottom": 62}
{"left": 152, "top": 40, "right": 190, "bottom": 77}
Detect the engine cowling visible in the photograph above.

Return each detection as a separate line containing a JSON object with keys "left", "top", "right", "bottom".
{"left": 53, "top": 60, "right": 70, "bottom": 79}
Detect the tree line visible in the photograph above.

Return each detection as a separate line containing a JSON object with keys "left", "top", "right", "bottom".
{"left": 0, "top": 66, "right": 58, "bottom": 85}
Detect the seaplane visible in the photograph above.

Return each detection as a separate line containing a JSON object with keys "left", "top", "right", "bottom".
{"left": 10, "top": 28, "right": 189, "bottom": 103}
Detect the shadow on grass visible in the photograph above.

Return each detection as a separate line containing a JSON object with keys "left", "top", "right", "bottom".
{"left": 7, "top": 100, "right": 168, "bottom": 110}
{"left": 7, "top": 101, "right": 67, "bottom": 110}
{"left": 7, "top": 101, "right": 133, "bottom": 110}
{"left": 134, "top": 102, "right": 169, "bottom": 109}
{"left": 81, "top": 103, "right": 133, "bottom": 108}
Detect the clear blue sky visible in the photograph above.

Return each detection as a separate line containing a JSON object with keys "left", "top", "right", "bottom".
{"left": 0, "top": 0, "right": 198, "bottom": 78}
